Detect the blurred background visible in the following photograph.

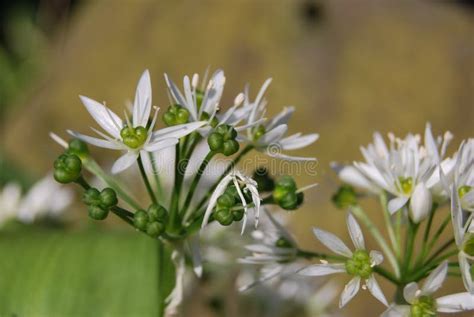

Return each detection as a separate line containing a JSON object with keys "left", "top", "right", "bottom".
{"left": 1, "top": 0, "right": 473, "bottom": 316}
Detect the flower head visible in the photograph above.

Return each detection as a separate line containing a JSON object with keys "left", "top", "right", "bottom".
{"left": 68, "top": 70, "right": 205, "bottom": 173}
{"left": 299, "top": 213, "right": 388, "bottom": 308}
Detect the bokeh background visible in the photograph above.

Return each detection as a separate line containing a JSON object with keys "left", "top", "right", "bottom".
{"left": 1, "top": 0, "right": 473, "bottom": 316}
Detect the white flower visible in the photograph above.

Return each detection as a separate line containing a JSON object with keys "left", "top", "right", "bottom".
{"left": 68, "top": 69, "right": 205, "bottom": 174}
{"left": 201, "top": 170, "right": 261, "bottom": 234}
{"left": 240, "top": 79, "right": 319, "bottom": 161}
{"left": 339, "top": 124, "right": 451, "bottom": 216}
{"left": 382, "top": 261, "right": 474, "bottom": 316}
{"left": 0, "top": 183, "right": 22, "bottom": 226}
{"left": 299, "top": 213, "right": 388, "bottom": 308}
{"left": 164, "top": 69, "right": 250, "bottom": 136}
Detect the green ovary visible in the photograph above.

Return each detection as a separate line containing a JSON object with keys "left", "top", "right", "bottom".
{"left": 120, "top": 126, "right": 148, "bottom": 149}
{"left": 410, "top": 295, "right": 436, "bottom": 317}
{"left": 459, "top": 185, "right": 472, "bottom": 199}
{"left": 398, "top": 177, "right": 413, "bottom": 195}
{"left": 345, "top": 250, "right": 372, "bottom": 279}
{"left": 252, "top": 125, "right": 266, "bottom": 141}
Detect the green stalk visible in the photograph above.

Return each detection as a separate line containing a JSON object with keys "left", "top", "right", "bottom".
{"left": 402, "top": 220, "right": 419, "bottom": 275}
{"left": 423, "top": 213, "right": 451, "bottom": 259}
{"left": 380, "top": 193, "right": 400, "bottom": 259}
{"left": 168, "top": 145, "right": 184, "bottom": 236}
{"left": 148, "top": 152, "right": 163, "bottom": 200}
{"left": 351, "top": 206, "right": 401, "bottom": 278}
{"left": 156, "top": 241, "right": 165, "bottom": 317}
{"left": 414, "top": 203, "right": 438, "bottom": 267}
{"left": 137, "top": 154, "right": 158, "bottom": 205}
{"left": 424, "top": 238, "right": 456, "bottom": 265}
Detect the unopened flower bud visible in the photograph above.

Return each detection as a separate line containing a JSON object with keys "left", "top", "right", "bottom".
{"left": 67, "top": 139, "right": 89, "bottom": 157}
{"left": 83, "top": 188, "right": 101, "bottom": 206}
{"left": 232, "top": 209, "right": 244, "bottom": 221}
{"left": 217, "top": 193, "right": 236, "bottom": 208}
{"left": 88, "top": 205, "right": 109, "bottom": 220}
{"left": 252, "top": 167, "right": 275, "bottom": 192}
{"left": 148, "top": 204, "right": 168, "bottom": 222}
{"left": 163, "top": 104, "right": 190, "bottom": 126}
{"left": 214, "top": 209, "right": 233, "bottom": 226}
{"left": 146, "top": 221, "right": 165, "bottom": 238}
{"left": 133, "top": 210, "right": 149, "bottom": 231}
{"left": 53, "top": 154, "right": 82, "bottom": 184}
{"left": 99, "top": 188, "right": 118, "bottom": 209}
{"left": 331, "top": 185, "right": 358, "bottom": 209}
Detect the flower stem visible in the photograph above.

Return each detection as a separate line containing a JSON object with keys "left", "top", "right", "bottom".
{"left": 156, "top": 240, "right": 165, "bottom": 317}
{"left": 402, "top": 219, "right": 419, "bottom": 276}
{"left": 380, "top": 193, "right": 400, "bottom": 259}
{"left": 424, "top": 238, "right": 456, "bottom": 265}
{"left": 351, "top": 206, "right": 401, "bottom": 278}
{"left": 138, "top": 154, "right": 158, "bottom": 205}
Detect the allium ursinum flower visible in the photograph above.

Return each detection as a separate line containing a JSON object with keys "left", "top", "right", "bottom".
{"left": 449, "top": 139, "right": 474, "bottom": 293}
{"left": 334, "top": 124, "right": 452, "bottom": 223}
{"left": 240, "top": 79, "right": 319, "bottom": 161}
{"left": 201, "top": 170, "right": 261, "bottom": 234}
{"left": 0, "top": 175, "right": 73, "bottom": 226}
{"left": 299, "top": 213, "right": 388, "bottom": 308}
{"left": 164, "top": 69, "right": 252, "bottom": 136}
{"left": 382, "top": 261, "right": 474, "bottom": 316}
{"left": 68, "top": 69, "right": 205, "bottom": 174}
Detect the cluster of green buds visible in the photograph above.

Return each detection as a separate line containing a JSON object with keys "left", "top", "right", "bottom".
{"left": 272, "top": 176, "right": 303, "bottom": 210}
{"left": 120, "top": 125, "right": 148, "bottom": 149}
{"left": 53, "top": 153, "right": 82, "bottom": 184}
{"left": 213, "top": 185, "right": 245, "bottom": 226}
{"left": 208, "top": 124, "right": 239, "bottom": 156}
{"left": 163, "top": 104, "right": 190, "bottom": 126}
{"left": 410, "top": 295, "right": 436, "bottom": 317}
{"left": 331, "top": 185, "right": 358, "bottom": 209}
{"left": 252, "top": 167, "right": 275, "bottom": 192}
{"left": 345, "top": 249, "right": 373, "bottom": 279}
{"left": 66, "top": 138, "right": 89, "bottom": 158}
{"left": 82, "top": 187, "right": 118, "bottom": 220}
{"left": 133, "top": 204, "right": 168, "bottom": 238}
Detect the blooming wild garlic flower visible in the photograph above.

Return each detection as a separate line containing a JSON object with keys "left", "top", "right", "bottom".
{"left": 68, "top": 70, "right": 205, "bottom": 174}
{"left": 240, "top": 79, "right": 319, "bottom": 161}
{"left": 449, "top": 139, "right": 474, "bottom": 293}
{"left": 201, "top": 170, "right": 261, "bottom": 234}
{"left": 334, "top": 124, "right": 452, "bottom": 222}
{"left": 382, "top": 261, "right": 474, "bottom": 316}
{"left": 299, "top": 213, "right": 388, "bottom": 308}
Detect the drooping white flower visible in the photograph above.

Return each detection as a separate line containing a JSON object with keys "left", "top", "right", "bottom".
{"left": 164, "top": 69, "right": 251, "bottom": 136}
{"left": 201, "top": 170, "right": 261, "bottom": 234}
{"left": 336, "top": 124, "right": 451, "bottom": 217}
{"left": 382, "top": 261, "right": 474, "bottom": 316}
{"left": 299, "top": 213, "right": 388, "bottom": 308}
{"left": 68, "top": 70, "right": 205, "bottom": 174}
{"left": 240, "top": 79, "right": 319, "bottom": 161}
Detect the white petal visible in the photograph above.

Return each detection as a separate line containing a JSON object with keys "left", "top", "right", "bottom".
{"left": 332, "top": 164, "right": 377, "bottom": 193}
{"left": 313, "top": 228, "right": 353, "bottom": 258}
{"left": 424, "top": 122, "right": 440, "bottom": 163}
{"left": 403, "top": 282, "right": 419, "bottom": 304}
{"left": 339, "top": 276, "right": 361, "bottom": 308}
{"left": 187, "top": 235, "right": 202, "bottom": 277}
{"left": 422, "top": 260, "right": 447, "bottom": 294}
{"left": 409, "top": 182, "right": 432, "bottom": 223}
{"left": 279, "top": 133, "right": 319, "bottom": 150}
{"left": 49, "top": 132, "right": 68, "bottom": 149}
{"left": 298, "top": 263, "right": 346, "bottom": 276}
{"left": 452, "top": 179, "right": 465, "bottom": 246}
{"left": 265, "top": 106, "right": 294, "bottom": 130}
{"left": 370, "top": 250, "right": 384, "bottom": 265}
{"left": 201, "top": 69, "right": 225, "bottom": 115}
{"left": 388, "top": 196, "right": 409, "bottom": 214}
{"left": 269, "top": 152, "right": 316, "bottom": 162}
{"left": 111, "top": 152, "right": 138, "bottom": 174}
{"left": 79, "top": 95, "right": 122, "bottom": 138}
{"left": 258, "top": 124, "right": 288, "bottom": 146}
{"left": 201, "top": 175, "right": 233, "bottom": 229}
{"left": 436, "top": 292, "right": 474, "bottom": 313}
{"left": 366, "top": 275, "right": 388, "bottom": 306}
{"left": 132, "top": 69, "right": 152, "bottom": 127}
{"left": 67, "top": 130, "right": 123, "bottom": 150}
{"left": 347, "top": 212, "right": 365, "bottom": 250}
{"left": 460, "top": 253, "right": 474, "bottom": 294}
{"left": 144, "top": 138, "right": 178, "bottom": 152}
{"left": 381, "top": 305, "right": 410, "bottom": 317}
{"left": 152, "top": 121, "right": 206, "bottom": 140}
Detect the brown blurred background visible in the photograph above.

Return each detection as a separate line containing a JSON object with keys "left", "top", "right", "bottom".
{"left": 1, "top": 0, "right": 473, "bottom": 316}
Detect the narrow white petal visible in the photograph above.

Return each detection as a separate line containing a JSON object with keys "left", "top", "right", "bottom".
{"left": 133, "top": 69, "right": 152, "bottom": 127}
{"left": 367, "top": 275, "right": 388, "bottom": 306}
{"left": 332, "top": 164, "right": 377, "bottom": 192}
{"left": 298, "top": 263, "right": 346, "bottom": 276}
{"left": 459, "top": 253, "right": 474, "bottom": 294}
{"left": 388, "top": 196, "right": 409, "bottom": 214}
{"left": 422, "top": 261, "right": 448, "bottom": 294}
{"left": 265, "top": 106, "right": 294, "bottom": 130}
{"left": 144, "top": 138, "right": 178, "bottom": 152}
{"left": 152, "top": 121, "right": 206, "bottom": 140}
{"left": 313, "top": 228, "right": 353, "bottom": 258}
{"left": 424, "top": 122, "right": 440, "bottom": 163}
{"left": 403, "top": 282, "right": 419, "bottom": 304}
{"left": 67, "top": 130, "right": 123, "bottom": 150}
{"left": 339, "top": 276, "right": 361, "bottom": 308}
{"left": 381, "top": 305, "right": 410, "bottom": 317}
{"left": 201, "top": 175, "right": 233, "bottom": 229}
{"left": 111, "top": 152, "right": 138, "bottom": 174}
{"left": 258, "top": 124, "right": 288, "bottom": 146}
{"left": 409, "top": 183, "right": 432, "bottom": 223}
{"left": 436, "top": 292, "right": 474, "bottom": 313}
{"left": 79, "top": 95, "right": 122, "bottom": 138}
{"left": 452, "top": 179, "right": 464, "bottom": 246}
{"left": 49, "top": 132, "right": 69, "bottom": 149}
{"left": 370, "top": 250, "right": 384, "bottom": 266}
{"left": 280, "top": 133, "right": 319, "bottom": 150}
{"left": 187, "top": 235, "right": 202, "bottom": 277}
{"left": 269, "top": 152, "right": 316, "bottom": 162}
{"left": 347, "top": 212, "right": 365, "bottom": 250}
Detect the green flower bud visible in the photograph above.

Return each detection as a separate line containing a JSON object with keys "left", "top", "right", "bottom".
{"left": 208, "top": 133, "right": 224, "bottom": 151}
{"left": 120, "top": 126, "right": 148, "bottom": 149}
{"left": 99, "top": 188, "right": 118, "bottom": 209}
{"left": 82, "top": 188, "right": 101, "bottom": 206}
{"left": 200, "top": 112, "right": 219, "bottom": 128}
{"left": 252, "top": 167, "right": 275, "bottom": 192}
{"left": 88, "top": 205, "right": 109, "bottom": 220}
{"left": 275, "top": 237, "right": 293, "bottom": 248}
{"left": 410, "top": 295, "right": 436, "bottom": 317}
{"left": 146, "top": 221, "right": 165, "bottom": 238}
{"left": 133, "top": 210, "right": 149, "bottom": 231}
{"left": 67, "top": 139, "right": 89, "bottom": 157}
{"left": 163, "top": 104, "right": 190, "bottom": 126}
{"left": 232, "top": 209, "right": 244, "bottom": 221}
{"left": 222, "top": 140, "right": 239, "bottom": 156}
{"left": 225, "top": 185, "right": 238, "bottom": 198}
{"left": 53, "top": 154, "right": 82, "bottom": 183}
{"left": 215, "top": 125, "right": 237, "bottom": 141}
{"left": 278, "top": 193, "right": 299, "bottom": 210}
{"left": 214, "top": 209, "right": 233, "bottom": 226}
{"left": 217, "top": 193, "right": 236, "bottom": 208}
{"left": 148, "top": 204, "right": 168, "bottom": 222}
{"left": 273, "top": 176, "right": 297, "bottom": 205}
{"left": 332, "top": 185, "right": 358, "bottom": 209}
